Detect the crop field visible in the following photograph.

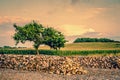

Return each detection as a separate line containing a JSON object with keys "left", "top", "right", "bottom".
{"left": 0, "top": 42, "right": 120, "bottom": 56}
{"left": 40, "top": 42, "right": 120, "bottom": 50}
{"left": 63, "top": 42, "right": 120, "bottom": 50}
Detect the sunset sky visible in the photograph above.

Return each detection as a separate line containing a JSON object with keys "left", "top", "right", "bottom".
{"left": 0, "top": 0, "right": 120, "bottom": 47}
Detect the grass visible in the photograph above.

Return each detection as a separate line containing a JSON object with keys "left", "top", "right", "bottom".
{"left": 40, "top": 50, "right": 120, "bottom": 56}
{"left": 62, "top": 42, "right": 120, "bottom": 50}
{"left": 0, "top": 42, "right": 120, "bottom": 56}
{"left": 0, "top": 49, "right": 120, "bottom": 56}
{"left": 39, "top": 42, "right": 120, "bottom": 50}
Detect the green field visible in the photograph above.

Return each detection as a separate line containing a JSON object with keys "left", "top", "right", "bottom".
{"left": 0, "top": 42, "right": 120, "bottom": 56}
{"left": 40, "top": 42, "right": 120, "bottom": 50}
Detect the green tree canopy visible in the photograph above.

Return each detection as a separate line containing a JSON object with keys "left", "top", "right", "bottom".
{"left": 13, "top": 21, "right": 44, "bottom": 55}
{"left": 74, "top": 38, "right": 115, "bottom": 43}
{"left": 13, "top": 21, "right": 67, "bottom": 54}
{"left": 43, "top": 27, "right": 67, "bottom": 50}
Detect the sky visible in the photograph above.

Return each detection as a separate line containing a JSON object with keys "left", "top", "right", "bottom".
{"left": 0, "top": 0, "right": 120, "bottom": 47}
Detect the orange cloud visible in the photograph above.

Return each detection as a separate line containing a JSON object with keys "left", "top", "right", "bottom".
{"left": 58, "top": 24, "right": 96, "bottom": 36}
{"left": 81, "top": 8, "right": 107, "bottom": 19}
{"left": 61, "top": 7, "right": 107, "bottom": 20}
{"left": 0, "top": 30, "right": 15, "bottom": 37}
{"left": 0, "top": 16, "right": 32, "bottom": 24}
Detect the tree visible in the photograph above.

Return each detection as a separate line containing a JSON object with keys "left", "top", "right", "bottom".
{"left": 3, "top": 46, "right": 11, "bottom": 49}
{"left": 74, "top": 38, "right": 115, "bottom": 43}
{"left": 13, "top": 21, "right": 67, "bottom": 54}
{"left": 43, "top": 27, "right": 66, "bottom": 50}
{"left": 13, "top": 21, "right": 44, "bottom": 55}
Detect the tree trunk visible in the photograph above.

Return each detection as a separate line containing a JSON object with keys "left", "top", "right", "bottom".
{"left": 36, "top": 48, "right": 39, "bottom": 55}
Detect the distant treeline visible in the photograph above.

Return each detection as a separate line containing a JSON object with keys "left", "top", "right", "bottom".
{"left": 74, "top": 38, "right": 119, "bottom": 43}
{"left": 0, "top": 46, "right": 26, "bottom": 49}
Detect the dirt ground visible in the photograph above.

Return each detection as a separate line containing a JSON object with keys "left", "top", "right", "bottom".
{"left": 0, "top": 68, "right": 120, "bottom": 80}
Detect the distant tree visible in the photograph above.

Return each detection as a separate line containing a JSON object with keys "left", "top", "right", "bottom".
{"left": 43, "top": 27, "right": 66, "bottom": 50}
{"left": 74, "top": 38, "right": 115, "bottom": 43}
{"left": 3, "top": 46, "right": 11, "bottom": 49}
{"left": 13, "top": 21, "right": 44, "bottom": 55}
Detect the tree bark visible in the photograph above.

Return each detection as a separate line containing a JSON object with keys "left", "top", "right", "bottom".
{"left": 36, "top": 48, "right": 39, "bottom": 55}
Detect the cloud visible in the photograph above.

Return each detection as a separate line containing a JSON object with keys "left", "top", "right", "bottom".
{"left": 62, "top": 6, "right": 107, "bottom": 20}
{"left": 81, "top": 32, "right": 102, "bottom": 38}
{"left": 109, "top": 36, "right": 120, "bottom": 41}
{"left": 0, "top": 36, "right": 15, "bottom": 47}
{"left": 0, "top": 16, "right": 34, "bottom": 47}
{"left": 70, "top": 0, "right": 91, "bottom": 5}
{"left": 58, "top": 24, "right": 97, "bottom": 36}
{"left": 0, "top": 16, "right": 32, "bottom": 24}
{"left": 71, "top": 0, "right": 79, "bottom": 5}
{"left": 65, "top": 31, "right": 120, "bottom": 43}
{"left": 65, "top": 31, "right": 103, "bottom": 43}
{"left": 59, "top": 24, "right": 86, "bottom": 36}
{"left": 81, "top": 8, "right": 106, "bottom": 19}
{"left": 0, "top": 30, "right": 14, "bottom": 37}
{"left": 70, "top": 0, "right": 120, "bottom": 7}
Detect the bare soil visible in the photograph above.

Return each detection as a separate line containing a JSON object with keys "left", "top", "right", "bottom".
{"left": 0, "top": 68, "right": 120, "bottom": 80}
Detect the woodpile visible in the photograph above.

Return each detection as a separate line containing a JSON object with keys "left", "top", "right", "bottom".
{"left": 0, "top": 54, "right": 87, "bottom": 75}
{"left": 0, "top": 54, "right": 120, "bottom": 75}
